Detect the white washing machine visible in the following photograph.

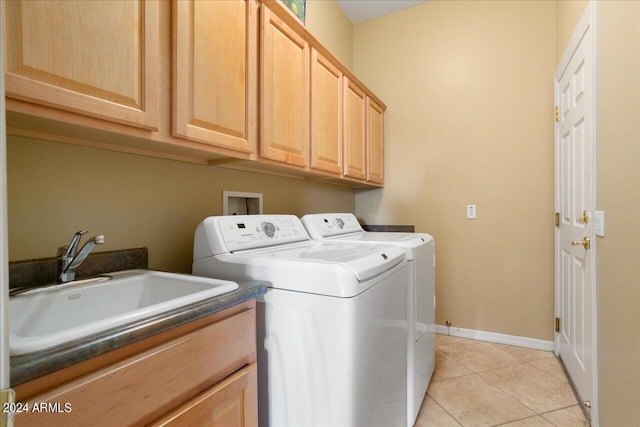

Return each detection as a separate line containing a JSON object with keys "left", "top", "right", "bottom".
{"left": 193, "top": 215, "right": 410, "bottom": 427}
{"left": 301, "top": 213, "right": 435, "bottom": 426}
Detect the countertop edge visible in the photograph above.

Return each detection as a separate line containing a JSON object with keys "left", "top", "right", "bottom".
{"left": 10, "top": 281, "right": 267, "bottom": 386}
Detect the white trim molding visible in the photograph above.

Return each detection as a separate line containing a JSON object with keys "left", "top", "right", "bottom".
{"left": 435, "top": 324, "right": 555, "bottom": 352}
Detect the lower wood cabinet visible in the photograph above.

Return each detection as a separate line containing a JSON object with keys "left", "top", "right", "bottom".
{"left": 13, "top": 301, "right": 257, "bottom": 427}
{"left": 151, "top": 363, "right": 257, "bottom": 427}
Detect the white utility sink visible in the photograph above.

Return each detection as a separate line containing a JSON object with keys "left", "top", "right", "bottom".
{"left": 9, "top": 269, "right": 238, "bottom": 356}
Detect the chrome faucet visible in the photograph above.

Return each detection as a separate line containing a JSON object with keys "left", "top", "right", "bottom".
{"left": 57, "top": 230, "right": 106, "bottom": 283}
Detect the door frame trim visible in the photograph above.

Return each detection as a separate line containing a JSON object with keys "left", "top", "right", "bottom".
{"left": 553, "top": 2, "right": 598, "bottom": 425}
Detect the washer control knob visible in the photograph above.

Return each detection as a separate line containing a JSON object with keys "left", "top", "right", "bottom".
{"left": 334, "top": 218, "right": 345, "bottom": 229}
{"left": 262, "top": 222, "right": 276, "bottom": 238}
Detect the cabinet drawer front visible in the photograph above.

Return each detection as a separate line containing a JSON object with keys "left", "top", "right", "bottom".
{"left": 4, "top": 0, "right": 159, "bottom": 129}
{"left": 151, "top": 363, "right": 257, "bottom": 427}
{"left": 15, "top": 308, "right": 256, "bottom": 426}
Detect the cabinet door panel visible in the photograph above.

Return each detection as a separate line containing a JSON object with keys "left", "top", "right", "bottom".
{"left": 311, "top": 49, "right": 342, "bottom": 175}
{"left": 152, "top": 363, "right": 258, "bottom": 427}
{"left": 173, "top": 0, "right": 257, "bottom": 153}
{"left": 343, "top": 78, "right": 366, "bottom": 180}
{"left": 367, "top": 98, "right": 384, "bottom": 184}
{"left": 260, "top": 6, "right": 309, "bottom": 167}
{"left": 4, "top": 0, "right": 159, "bottom": 129}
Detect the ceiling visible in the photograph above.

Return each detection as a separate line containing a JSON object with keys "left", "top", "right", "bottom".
{"left": 335, "top": 0, "right": 428, "bottom": 24}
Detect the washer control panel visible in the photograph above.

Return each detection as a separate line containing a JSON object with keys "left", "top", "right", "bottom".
{"left": 216, "top": 215, "right": 309, "bottom": 252}
{"left": 301, "top": 213, "right": 364, "bottom": 238}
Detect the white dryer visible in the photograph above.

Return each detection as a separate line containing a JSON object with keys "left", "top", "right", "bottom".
{"left": 193, "top": 215, "right": 409, "bottom": 427}
{"left": 301, "top": 213, "right": 435, "bottom": 426}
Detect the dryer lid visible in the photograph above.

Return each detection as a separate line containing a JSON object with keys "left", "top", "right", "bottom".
{"left": 329, "top": 231, "right": 432, "bottom": 247}
{"left": 301, "top": 213, "right": 433, "bottom": 248}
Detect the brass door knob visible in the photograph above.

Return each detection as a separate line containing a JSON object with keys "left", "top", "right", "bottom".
{"left": 578, "top": 210, "right": 590, "bottom": 224}
{"left": 571, "top": 237, "right": 591, "bottom": 250}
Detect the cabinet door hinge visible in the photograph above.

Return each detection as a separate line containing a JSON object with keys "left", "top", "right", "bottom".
{"left": 555, "top": 212, "right": 560, "bottom": 227}
{"left": 555, "top": 317, "right": 560, "bottom": 332}
{"left": 554, "top": 106, "right": 560, "bottom": 122}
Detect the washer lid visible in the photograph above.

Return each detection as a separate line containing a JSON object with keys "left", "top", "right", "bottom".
{"left": 240, "top": 241, "right": 406, "bottom": 282}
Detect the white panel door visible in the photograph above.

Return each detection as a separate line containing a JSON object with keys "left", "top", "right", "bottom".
{"left": 555, "top": 5, "right": 595, "bottom": 412}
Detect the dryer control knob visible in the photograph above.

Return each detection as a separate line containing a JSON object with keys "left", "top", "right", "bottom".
{"left": 334, "top": 218, "right": 345, "bottom": 229}
{"left": 262, "top": 222, "right": 276, "bottom": 238}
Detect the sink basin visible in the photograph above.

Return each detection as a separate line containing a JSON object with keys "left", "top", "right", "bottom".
{"left": 9, "top": 269, "right": 238, "bottom": 356}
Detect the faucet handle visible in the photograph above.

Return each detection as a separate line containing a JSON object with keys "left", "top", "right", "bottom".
{"left": 61, "top": 230, "right": 87, "bottom": 259}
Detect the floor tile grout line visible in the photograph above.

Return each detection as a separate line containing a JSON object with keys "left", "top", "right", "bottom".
{"left": 539, "top": 403, "right": 585, "bottom": 416}
{"left": 429, "top": 370, "right": 477, "bottom": 383}
{"left": 524, "top": 357, "right": 570, "bottom": 384}
{"left": 436, "top": 345, "right": 525, "bottom": 373}
{"left": 491, "top": 413, "right": 554, "bottom": 427}
{"left": 478, "top": 362, "right": 581, "bottom": 417}
{"left": 438, "top": 338, "right": 564, "bottom": 381}
{"left": 428, "top": 372, "right": 538, "bottom": 427}
{"left": 423, "top": 388, "right": 465, "bottom": 427}
{"left": 482, "top": 374, "right": 544, "bottom": 416}
{"left": 488, "top": 404, "right": 588, "bottom": 427}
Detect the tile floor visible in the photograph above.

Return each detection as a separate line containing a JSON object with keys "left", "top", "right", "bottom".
{"left": 414, "top": 334, "right": 590, "bottom": 427}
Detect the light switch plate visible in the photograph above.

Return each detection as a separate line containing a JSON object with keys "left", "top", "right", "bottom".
{"left": 594, "top": 210, "right": 605, "bottom": 236}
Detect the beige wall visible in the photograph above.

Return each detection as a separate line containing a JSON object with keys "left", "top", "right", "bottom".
{"left": 593, "top": 1, "right": 640, "bottom": 425}
{"left": 353, "top": 1, "right": 556, "bottom": 340}
{"left": 7, "top": 136, "right": 354, "bottom": 273}
{"left": 555, "top": 0, "right": 589, "bottom": 63}
{"left": 305, "top": 0, "right": 353, "bottom": 70}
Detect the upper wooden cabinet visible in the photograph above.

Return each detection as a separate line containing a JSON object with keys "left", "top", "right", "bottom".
{"left": 310, "top": 49, "right": 342, "bottom": 175}
{"left": 173, "top": 0, "right": 257, "bottom": 154}
{"left": 4, "top": 0, "right": 159, "bottom": 129}
{"left": 367, "top": 98, "right": 385, "bottom": 184}
{"left": 3, "top": 0, "right": 385, "bottom": 187}
{"left": 343, "top": 77, "right": 367, "bottom": 181}
{"left": 260, "top": 5, "right": 309, "bottom": 168}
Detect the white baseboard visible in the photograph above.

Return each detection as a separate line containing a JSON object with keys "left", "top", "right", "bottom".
{"left": 435, "top": 324, "right": 555, "bottom": 352}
